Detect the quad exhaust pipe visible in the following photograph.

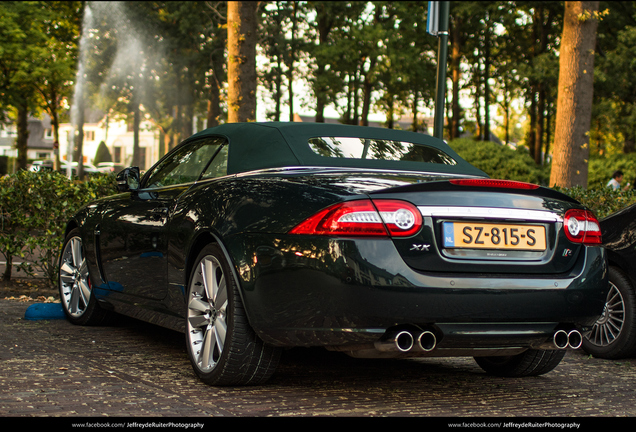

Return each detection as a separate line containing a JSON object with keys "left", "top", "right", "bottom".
{"left": 553, "top": 329, "right": 583, "bottom": 349}
{"left": 375, "top": 329, "right": 437, "bottom": 353}
{"left": 373, "top": 327, "right": 582, "bottom": 354}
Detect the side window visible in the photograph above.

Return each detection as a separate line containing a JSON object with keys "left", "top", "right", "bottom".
{"left": 200, "top": 145, "right": 229, "bottom": 180}
{"left": 144, "top": 137, "right": 227, "bottom": 188}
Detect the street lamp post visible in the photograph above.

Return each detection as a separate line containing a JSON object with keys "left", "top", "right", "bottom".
{"left": 428, "top": 1, "right": 450, "bottom": 140}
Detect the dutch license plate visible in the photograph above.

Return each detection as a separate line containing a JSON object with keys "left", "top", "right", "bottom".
{"left": 443, "top": 221, "right": 546, "bottom": 250}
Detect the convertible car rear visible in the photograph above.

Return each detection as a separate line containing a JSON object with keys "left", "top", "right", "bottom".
{"left": 59, "top": 122, "right": 607, "bottom": 385}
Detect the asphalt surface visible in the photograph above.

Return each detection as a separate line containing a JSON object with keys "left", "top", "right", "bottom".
{"left": 1, "top": 297, "right": 636, "bottom": 426}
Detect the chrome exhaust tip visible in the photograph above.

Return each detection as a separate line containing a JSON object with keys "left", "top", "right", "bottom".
{"left": 553, "top": 330, "right": 569, "bottom": 349}
{"left": 417, "top": 331, "right": 437, "bottom": 352}
{"left": 375, "top": 330, "right": 414, "bottom": 352}
{"left": 567, "top": 330, "right": 583, "bottom": 349}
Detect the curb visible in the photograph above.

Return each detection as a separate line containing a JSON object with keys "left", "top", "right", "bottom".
{"left": 24, "top": 303, "right": 65, "bottom": 320}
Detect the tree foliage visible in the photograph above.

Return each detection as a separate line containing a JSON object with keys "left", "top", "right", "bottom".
{"left": 0, "top": 1, "right": 82, "bottom": 169}
{"left": 4, "top": 1, "right": 636, "bottom": 187}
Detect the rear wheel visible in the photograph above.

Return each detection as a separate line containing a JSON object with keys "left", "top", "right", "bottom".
{"left": 59, "top": 228, "right": 110, "bottom": 326}
{"left": 583, "top": 266, "right": 636, "bottom": 359}
{"left": 474, "top": 349, "right": 566, "bottom": 377}
{"left": 185, "top": 243, "right": 281, "bottom": 386}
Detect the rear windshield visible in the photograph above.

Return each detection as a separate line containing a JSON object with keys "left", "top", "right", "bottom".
{"left": 308, "top": 137, "right": 457, "bottom": 165}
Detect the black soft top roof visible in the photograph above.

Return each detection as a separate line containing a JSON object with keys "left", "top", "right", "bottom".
{"left": 185, "top": 122, "right": 487, "bottom": 177}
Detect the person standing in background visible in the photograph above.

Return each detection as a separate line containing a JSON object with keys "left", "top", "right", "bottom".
{"left": 607, "top": 170, "right": 631, "bottom": 190}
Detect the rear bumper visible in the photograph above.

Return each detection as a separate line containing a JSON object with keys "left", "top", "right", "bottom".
{"left": 226, "top": 234, "right": 608, "bottom": 350}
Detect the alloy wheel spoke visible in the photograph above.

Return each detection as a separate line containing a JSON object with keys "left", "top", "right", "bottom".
{"left": 202, "top": 259, "right": 216, "bottom": 301}
{"left": 200, "top": 326, "right": 216, "bottom": 368}
{"left": 71, "top": 238, "right": 82, "bottom": 268}
{"left": 60, "top": 262, "right": 75, "bottom": 278}
{"left": 78, "top": 278, "right": 91, "bottom": 306}
{"left": 69, "top": 286, "right": 81, "bottom": 314}
{"left": 188, "top": 297, "right": 210, "bottom": 314}
{"left": 188, "top": 314, "right": 210, "bottom": 329}
{"left": 215, "top": 274, "right": 228, "bottom": 312}
{"left": 214, "top": 315, "right": 227, "bottom": 349}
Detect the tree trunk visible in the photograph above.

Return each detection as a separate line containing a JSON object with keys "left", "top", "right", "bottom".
{"left": 207, "top": 84, "right": 222, "bottom": 128}
{"left": 131, "top": 100, "right": 140, "bottom": 168}
{"left": 450, "top": 16, "right": 462, "bottom": 140}
{"left": 386, "top": 93, "right": 395, "bottom": 129}
{"left": 549, "top": 1, "right": 599, "bottom": 188}
{"left": 206, "top": 13, "right": 227, "bottom": 129}
{"left": 484, "top": 20, "right": 491, "bottom": 142}
{"left": 274, "top": 56, "right": 283, "bottom": 121}
{"left": 360, "top": 57, "right": 376, "bottom": 127}
{"left": 49, "top": 86, "right": 62, "bottom": 172}
{"left": 206, "top": 56, "right": 224, "bottom": 128}
{"left": 74, "top": 96, "right": 85, "bottom": 179}
{"left": 473, "top": 57, "right": 483, "bottom": 140}
{"left": 287, "top": 1, "right": 298, "bottom": 122}
{"left": 544, "top": 97, "right": 553, "bottom": 165}
{"left": 227, "top": 1, "right": 259, "bottom": 123}
{"left": 411, "top": 92, "right": 419, "bottom": 132}
{"left": 16, "top": 103, "right": 29, "bottom": 171}
{"left": 535, "top": 86, "right": 545, "bottom": 164}
{"left": 527, "top": 91, "right": 537, "bottom": 158}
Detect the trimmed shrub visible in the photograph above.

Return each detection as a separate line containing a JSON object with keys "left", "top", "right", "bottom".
{"left": 588, "top": 153, "right": 636, "bottom": 190}
{"left": 553, "top": 186, "right": 636, "bottom": 220}
{"left": 449, "top": 138, "right": 547, "bottom": 184}
{"left": 0, "top": 170, "right": 118, "bottom": 286}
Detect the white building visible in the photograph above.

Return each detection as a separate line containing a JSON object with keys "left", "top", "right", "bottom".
{"left": 0, "top": 111, "right": 162, "bottom": 173}
{"left": 57, "top": 111, "right": 161, "bottom": 170}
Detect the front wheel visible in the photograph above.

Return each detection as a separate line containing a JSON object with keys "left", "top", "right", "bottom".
{"left": 474, "top": 349, "right": 566, "bottom": 377}
{"left": 59, "top": 228, "right": 110, "bottom": 326}
{"left": 582, "top": 266, "right": 636, "bottom": 359}
{"left": 185, "top": 243, "right": 281, "bottom": 386}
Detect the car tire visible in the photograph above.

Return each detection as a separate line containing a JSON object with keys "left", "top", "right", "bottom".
{"left": 185, "top": 243, "right": 281, "bottom": 386}
{"left": 582, "top": 266, "right": 636, "bottom": 359}
{"left": 474, "top": 349, "right": 566, "bottom": 377}
{"left": 59, "top": 228, "right": 111, "bottom": 326}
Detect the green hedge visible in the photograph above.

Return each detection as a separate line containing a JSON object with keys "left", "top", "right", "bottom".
{"left": 0, "top": 170, "right": 118, "bottom": 286}
{"left": 588, "top": 153, "right": 636, "bottom": 190}
{"left": 449, "top": 138, "right": 548, "bottom": 185}
{"left": 553, "top": 186, "right": 636, "bottom": 220}
{"left": 449, "top": 138, "right": 636, "bottom": 218}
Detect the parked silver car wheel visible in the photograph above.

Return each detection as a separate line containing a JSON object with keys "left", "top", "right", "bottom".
{"left": 583, "top": 266, "right": 636, "bottom": 359}
{"left": 185, "top": 243, "right": 281, "bottom": 386}
{"left": 187, "top": 253, "right": 228, "bottom": 373}
{"left": 59, "top": 229, "right": 110, "bottom": 325}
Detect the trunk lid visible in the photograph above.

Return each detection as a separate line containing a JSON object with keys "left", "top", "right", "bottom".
{"left": 368, "top": 179, "right": 586, "bottom": 275}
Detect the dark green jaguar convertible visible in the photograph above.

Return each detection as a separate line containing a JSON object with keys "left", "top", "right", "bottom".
{"left": 59, "top": 122, "right": 608, "bottom": 385}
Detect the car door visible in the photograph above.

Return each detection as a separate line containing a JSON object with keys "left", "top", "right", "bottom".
{"left": 98, "top": 137, "right": 227, "bottom": 300}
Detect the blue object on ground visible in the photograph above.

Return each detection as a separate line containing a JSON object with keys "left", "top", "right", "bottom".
{"left": 24, "top": 303, "right": 66, "bottom": 320}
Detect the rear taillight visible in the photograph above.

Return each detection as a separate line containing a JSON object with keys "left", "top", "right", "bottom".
{"left": 289, "top": 199, "right": 422, "bottom": 237}
{"left": 563, "top": 209, "right": 602, "bottom": 245}
{"left": 450, "top": 179, "right": 540, "bottom": 190}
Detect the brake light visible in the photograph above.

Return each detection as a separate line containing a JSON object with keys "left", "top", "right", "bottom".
{"left": 289, "top": 199, "right": 422, "bottom": 237}
{"left": 450, "top": 179, "right": 540, "bottom": 190}
{"left": 563, "top": 209, "right": 602, "bottom": 245}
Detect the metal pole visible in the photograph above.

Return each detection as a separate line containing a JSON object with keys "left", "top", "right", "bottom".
{"left": 433, "top": 1, "right": 450, "bottom": 140}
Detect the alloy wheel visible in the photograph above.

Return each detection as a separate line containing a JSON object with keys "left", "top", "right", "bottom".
{"left": 59, "top": 236, "right": 92, "bottom": 318}
{"left": 187, "top": 255, "right": 229, "bottom": 373}
{"left": 586, "top": 281, "right": 625, "bottom": 347}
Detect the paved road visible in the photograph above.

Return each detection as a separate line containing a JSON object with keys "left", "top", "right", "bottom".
{"left": 1, "top": 299, "right": 635, "bottom": 426}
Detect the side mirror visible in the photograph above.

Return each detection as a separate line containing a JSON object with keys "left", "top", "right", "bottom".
{"left": 116, "top": 167, "right": 141, "bottom": 192}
